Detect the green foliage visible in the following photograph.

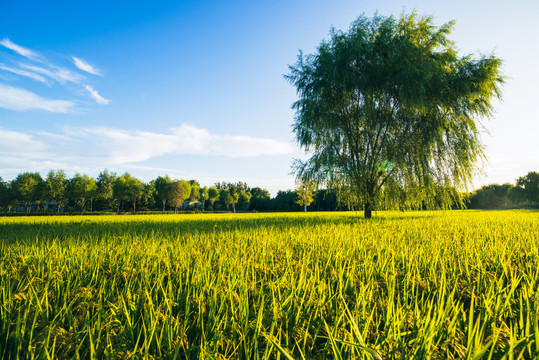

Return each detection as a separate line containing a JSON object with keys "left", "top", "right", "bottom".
{"left": 200, "top": 186, "right": 209, "bottom": 210}
{"left": 468, "top": 172, "right": 539, "bottom": 209}
{"left": 11, "top": 172, "right": 44, "bottom": 214}
{"left": 67, "top": 173, "right": 97, "bottom": 214}
{"left": 208, "top": 186, "right": 220, "bottom": 210}
{"left": 188, "top": 179, "right": 201, "bottom": 203}
{"left": 169, "top": 179, "right": 191, "bottom": 213}
{"left": 295, "top": 179, "right": 315, "bottom": 212}
{"left": 96, "top": 170, "right": 116, "bottom": 211}
{"left": 45, "top": 170, "right": 67, "bottom": 212}
{"left": 237, "top": 189, "right": 252, "bottom": 211}
{"left": 221, "top": 189, "right": 234, "bottom": 211}
{"left": 286, "top": 11, "right": 504, "bottom": 218}
{"left": 517, "top": 171, "right": 539, "bottom": 203}
{"left": 249, "top": 187, "right": 271, "bottom": 211}
{"left": 0, "top": 177, "right": 16, "bottom": 212}
{"left": 273, "top": 190, "right": 302, "bottom": 212}
{"left": 155, "top": 175, "right": 172, "bottom": 213}
{"left": 469, "top": 183, "right": 514, "bottom": 209}
{"left": 1, "top": 211, "right": 539, "bottom": 358}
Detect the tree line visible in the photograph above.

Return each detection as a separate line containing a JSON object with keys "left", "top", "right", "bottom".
{"left": 467, "top": 171, "right": 539, "bottom": 209}
{"left": 0, "top": 170, "right": 344, "bottom": 214}
{"left": 0, "top": 170, "right": 536, "bottom": 215}
{"left": 0, "top": 170, "right": 258, "bottom": 214}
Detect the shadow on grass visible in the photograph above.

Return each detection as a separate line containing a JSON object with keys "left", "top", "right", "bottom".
{"left": 4, "top": 209, "right": 530, "bottom": 244}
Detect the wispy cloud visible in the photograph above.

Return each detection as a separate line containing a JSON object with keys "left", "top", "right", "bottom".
{"left": 0, "top": 83, "right": 74, "bottom": 113}
{"left": 84, "top": 85, "right": 110, "bottom": 105}
{"left": 0, "top": 38, "right": 37, "bottom": 59}
{"left": 72, "top": 56, "right": 101, "bottom": 76}
{"left": 20, "top": 63, "right": 85, "bottom": 84}
{"left": 0, "top": 38, "right": 109, "bottom": 109}
{"left": 0, "top": 64, "right": 48, "bottom": 83}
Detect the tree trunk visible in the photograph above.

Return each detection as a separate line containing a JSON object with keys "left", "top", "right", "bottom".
{"left": 133, "top": 198, "right": 136, "bottom": 214}
{"left": 162, "top": 200, "right": 166, "bottom": 214}
{"left": 364, "top": 200, "right": 372, "bottom": 219}
{"left": 304, "top": 202, "right": 307, "bottom": 212}
{"left": 232, "top": 202, "right": 236, "bottom": 213}
{"left": 174, "top": 206, "right": 177, "bottom": 214}
{"left": 364, "top": 182, "right": 374, "bottom": 219}
{"left": 90, "top": 198, "right": 93, "bottom": 213}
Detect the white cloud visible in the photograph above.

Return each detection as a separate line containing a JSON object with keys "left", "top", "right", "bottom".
{"left": 20, "top": 64, "right": 85, "bottom": 84}
{"left": 72, "top": 56, "right": 101, "bottom": 76}
{"left": 0, "top": 124, "right": 295, "bottom": 192}
{"left": 0, "top": 40, "right": 108, "bottom": 112}
{"left": 0, "top": 127, "right": 47, "bottom": 154}
{"left": 84, "top": 84, "right": 110, "bottom": 105}
{"left": 66, "top": 124, "right": 293, "bottom": 164}
{"left": 170, "top": 124, "right": 294, "bottom": 158}
{"left": 0, "top": 38, "right": 37, "bottom": 58}
{"left": 18, "top": 64, "right": 57, "bottom": 79}
{"left": 52, "top": 66, "right": 85, "bottom": 84}
{"left": 0, "top": 83, "right": 74, "bottom": 113}
{"left": 0, "top": 64, "right": 48, "bottom": 83}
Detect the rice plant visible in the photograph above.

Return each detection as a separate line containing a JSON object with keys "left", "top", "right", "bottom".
{"left": 1, "top": 210, "right": 538, "bottom": 359}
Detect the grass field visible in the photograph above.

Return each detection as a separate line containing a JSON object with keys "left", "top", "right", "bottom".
{"left": 1, "top": 210, "right": 538, "bottom": 359}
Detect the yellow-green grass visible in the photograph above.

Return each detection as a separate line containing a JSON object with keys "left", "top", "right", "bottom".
{"left": 1, "top": 211, "right": 538, "bottom": 359}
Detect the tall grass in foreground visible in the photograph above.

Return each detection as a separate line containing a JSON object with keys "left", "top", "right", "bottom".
{"left": 1, "top": 211, "right": 538, "bottom": 359}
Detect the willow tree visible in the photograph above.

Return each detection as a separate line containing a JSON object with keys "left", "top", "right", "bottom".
{"left": 286, "top": 12, "right": 503, "bottom": 218}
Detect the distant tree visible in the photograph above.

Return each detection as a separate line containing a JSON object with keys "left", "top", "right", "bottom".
{"left": 121, "top": 173, "right": 144, "bottom": 214}
{"left": 142, "top": 180, "right": 156, "bottom": 210}
{"left": 0, "top": 177, "right": 16, "bottom": 212}
{"left": 67, "top": 173, "right": 96, "bottom": 214}
{"left": 208, "top": 186, "right": 220, "bottom": 210}
{"left": 230, "top": 187, "right": 240, "bottom": 213}
{"left": 221, "top": 189, "right": 234, "bottom": 211}
{"left": 0, "top": 177, "right": 6, "bottom": 211}
{"left": 96, "top": 170, "right": 116, "bottom": 211}
{"left": 312, "top": 189, "right": 338, "bottom": 211}
{"left": 189, "top": 180, "right": 201, "bottom": 204}
{"left": 249, "top": 187, "right": 271, "bottom": 211}
{"left": 273, "top": 190, "right": 302, "bottom": 211}
{"left": 507, "top": 186, "right": 525, "bottom": 205}
{"left": 155, "top": 175, "right": 172, "bottom": 213}
{"left": 169, "top": 180, "right": 191, "bottom": 214}
{"left": 516, "top": 171, "right": 539, "bottom": 203}
{"left": 237, "top": 189, "right": 252, "bottom": 211}
{"left": 12, "top": 172, "right": 43, "bottom": 214}
{"left": 469, "top": 183, "right": 513, "bottom": 209}
{"left": 112, "top": 176, "right": 128, "bottom": 213}
{"left": 295, "top": 180, "right": 315, "bottom": 212}
{"left": 45, "top": 170, "right": 67, "bottom": 213}
{"left": 286, "top": 12, "right": 504, "bottom": 218}
{"left": 200, "top": 186, "right": 209, "bottom": 211}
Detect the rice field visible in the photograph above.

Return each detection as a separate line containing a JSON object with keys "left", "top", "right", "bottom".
{"left": 1, "top": 210, "right": 538, "bottom": 359}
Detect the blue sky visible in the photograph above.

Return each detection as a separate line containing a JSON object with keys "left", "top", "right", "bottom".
{"left": 0, "top": 0, "right": 537, "bottom": 195}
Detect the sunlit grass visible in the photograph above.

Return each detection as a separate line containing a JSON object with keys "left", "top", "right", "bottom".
{"left": 1, "top": 210, "right": 538, "bottom": 359}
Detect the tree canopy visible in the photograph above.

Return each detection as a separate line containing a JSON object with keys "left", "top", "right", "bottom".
{"left": 286, "top": 11, "right": 504, "bottom": 218}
